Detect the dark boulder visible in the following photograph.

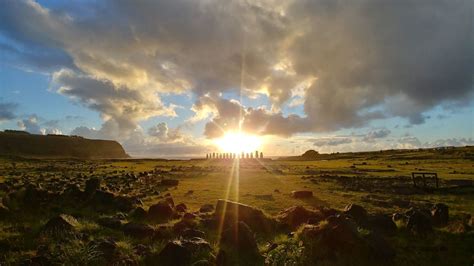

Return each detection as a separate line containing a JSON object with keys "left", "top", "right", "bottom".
{"left": 129, "top": 207, "right": 147, "bottom": 220}
{"left": 219, "top": 222, "right": 263, "bottom": 265}
{"left": 343, "top": 204, "right": 368, "bottom": 225}
{"left": 85, "top": 178, "right": 101, "bottom": 194}
{"left": 298, "top": 215, "right": 365, "bottom": 260}
{"left": 406, "top": 211, "right": 433, "bottom": 235}
{"left": 60, "top": 184, "right": 83, "bottom": 202}
{"left": 115, "top": 195, "right": 142, "bottom": 212}
{"left": 0, "top": 203, "right": 10, "bottom": 218}
{"left": 199, "top": 204, "right": 214, "bottom": 213}
{"left": 291, "top": 190, "right": 313, "bottom": 198}
{"left": 183, "top": 212, "right": 197, "bottom": 221}
{"left": 367, "top": 214, "right": 397, "bottom": 236}
{"left": 90, "top": 238, "right": 118, "bottom": 260}
{"left": 276, "top": 206, "right": 323, "bottom": 229}
{"left": 431, "top": 203, "right": 449, "bottom": 227}
{"left": 157, "top": 240, "right": 191, "bottom": 266}
{"left": 148, "top": 201, "right": 174, "bottom": 221}
{"left": 176, "top": 203, "right": 187, "bottom": 213}
{"left": 215, "top": 199, "right": 276, "bottom": 234}
{"left": 123, "top": 222, "right": 155, "bottom": 239}
{"left": 152, "top": 238, "right": 212, "bottom": 266}
{"left": 90, "top": 190, "right": 115, "bottom": 208}
{"left": 41, "top": 214, "right": 79, "bottom": 237}
{"left": 165, "top": 197, "right": 175, "bottom": 208}
{"left": 181, "top": 228, "right": 206, "bottom": 239}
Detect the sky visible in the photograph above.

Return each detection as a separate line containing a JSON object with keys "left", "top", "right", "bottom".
{"left": 0, "top": 0, "right": 473, "bottom": 158}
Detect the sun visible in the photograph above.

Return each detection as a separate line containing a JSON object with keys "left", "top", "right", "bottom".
{"left": 214, "top": 131, "right": 263, "bottom": 154}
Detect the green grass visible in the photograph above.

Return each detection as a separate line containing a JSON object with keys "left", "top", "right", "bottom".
{"left": 0, "top": 147, "right": 473, "bottom": 264}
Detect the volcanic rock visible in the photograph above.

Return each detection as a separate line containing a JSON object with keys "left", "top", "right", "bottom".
{"left": 148, "top": 201, "right": 174, "bottom": 221}
{"left": 276, "top": 206, "right": 323, "bottom": 229}
{"left": 215, "top": 199, "right": 276, "bottom": 233}
{"left": 431, "top": 203, "right": 449, "bottom": 227}
{"left": 291, "top": 190, "right": 313, "bottom": 198}
{"left": 123, "top": 222, "right": 155, "bottom": 239}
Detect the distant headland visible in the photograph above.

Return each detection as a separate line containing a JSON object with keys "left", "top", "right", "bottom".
{"left": 0, "top": 130, "right": 129, "bottom": 159}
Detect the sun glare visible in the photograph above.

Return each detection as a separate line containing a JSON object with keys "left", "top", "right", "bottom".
{"left": 214, "top": 132, "right": 262, "bottom": 153}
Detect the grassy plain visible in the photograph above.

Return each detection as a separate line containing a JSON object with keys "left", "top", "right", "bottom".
{"left": 0, "top": 146, "right": 473, "bottom": 265}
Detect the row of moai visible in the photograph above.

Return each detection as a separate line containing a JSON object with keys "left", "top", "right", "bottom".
{"left": 206, "top": 150, "right": 263, "bottom": 159}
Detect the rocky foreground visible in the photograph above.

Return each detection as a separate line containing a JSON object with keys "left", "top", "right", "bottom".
{"left": 1, "top": 173, "right": 473, "bottom": 266}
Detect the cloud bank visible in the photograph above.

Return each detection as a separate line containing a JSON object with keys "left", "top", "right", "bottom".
{"left": 0, "top": 0, "right": 472, "bottom": 153}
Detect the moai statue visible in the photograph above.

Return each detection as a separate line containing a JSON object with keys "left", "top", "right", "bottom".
{"left": 250, "top": 153, "right": 254, "bottom": 158}
{"left": 241, "top": 152, "right": 244, "bottom": 159}
{"left": 212, "top": 152, "right": 215, "bottom": 159}
{"left": 255, "top": 150, "right": 258, "bottom": 158}
{"left": 206, "top": 154, "right": 208, "bottom": 159}
{"left": 260, "top": 152, "right": 263, "bottom": 159}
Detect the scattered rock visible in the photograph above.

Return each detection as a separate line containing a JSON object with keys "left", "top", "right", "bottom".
{"left": 91, "top": 238, "right": 118, "bottom": 260}
{"left": 176, "top": 203, "right": 187, "bottom": 213}
{"left": 183, "top": 212, "right": 197, "bottom": 221}
{"left": 406, "top": 210, "right": 433, "bottom": 235}
{"left": 367, "top": 214, "right": 397, "bottom": 236}
{"left": 0, "top": 203, "right": 10, "bottom": 218}
{"left": 291, "top": 190, "right": 313, "bottom": 198}
{"left": 215, "top": 199, "right": 276, "bottom": 233}
{"left": 298, "top": 215, "right": 365, "bottom": 260}
{"left": 343, "top": 203, "right": 368, "bottom": 225}
{"left": 431, "top": 203, "right": 449, "bottom": 227}
{"left": 156, "top": 240, "right": 191, "bottom": 266}
{"left": 219, "top": 222, "right": 263, "bottom": 265}
{"left": 181, "top": 228, "right": 206, "bottom": 239}
{"left": 123, "top": 222, "right": 155, "bottom": 239}
{"left": 276, "top": 206, "right": 323, "bottom": 229}
{"left": 42, "top": 214, "right": 79, "bottom": 237}
{"left": 129, "top": 207, "right": 147, "bottom": 220}
{"left": 85, "top": 178, "right": 101, "bottom": 194}
{"left": 199, "top": 204, "right": 214, "bottom": 213}
{"left": 148, "top": 201, "right": 174, "bottom": 221}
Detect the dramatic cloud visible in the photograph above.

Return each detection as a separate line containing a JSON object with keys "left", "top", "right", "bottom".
{"left": 0, "top": 101, "right": 17, "bottom": 121}
{"left": 312, "top": 137, "right": 352, "bottom": 147}
{"left": 17, "top": 115, "right": 62, "bottom": 135}
{"left": 52, "top": 69, "right": 177, "bottom": 139}
{"left": 0, "top": 0, "right": 472, "bottom": 142}
{"left": 362, "top": 129, "right": 391, "bottom": 142}
{"left": 148, "top": 122, "right": 182, "bottom": 142}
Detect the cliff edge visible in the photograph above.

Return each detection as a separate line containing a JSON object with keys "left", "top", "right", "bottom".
{"left": 0, "top": 130, "right": 129, "bottom": 159}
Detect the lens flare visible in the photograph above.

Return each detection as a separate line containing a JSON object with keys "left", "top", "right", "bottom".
{"left": 214, "top": 131, "right": 262, "bottom": 153}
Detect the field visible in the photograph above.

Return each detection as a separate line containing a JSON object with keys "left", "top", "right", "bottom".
{"left": 0, "top": 147, "right": 473, "bottom": 265}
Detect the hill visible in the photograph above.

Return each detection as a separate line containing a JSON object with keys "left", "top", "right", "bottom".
{"left": 0, "top": 131, "right": 129, "bottom": 159}
{"left": 280, "top": 146, "right": 474, "bottom": 161}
